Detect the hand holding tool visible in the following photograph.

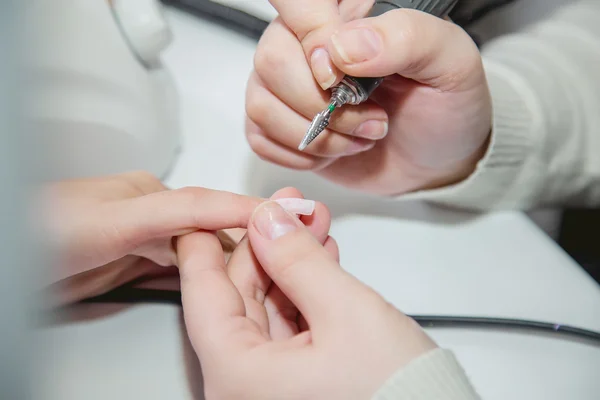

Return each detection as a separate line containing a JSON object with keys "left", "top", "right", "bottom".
{"left": 299, "top": 0, "right": 459, "bottom": 151}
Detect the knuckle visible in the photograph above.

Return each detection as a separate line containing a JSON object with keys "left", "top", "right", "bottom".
{"left": 273, "top": 244, "right": 314, "bottom": 282}
{"left": 440, "top": 67, "right": 475, "bottom": 92}
{"left": 341, "top": 0, "right": 374, "bottom": 21}
{"left": 174, "top": 186, "right": 203, "bottom": 198}
{"left": 244, "top": 87, "right": 269, "bottom": 123}
{"left": 390, "top": 12, "right": 423, "bottom": 71}
{"left": 395, "top": 10, "right": 419, "bottom": 43}
{"left": 173, "top": 187, "right": 240, "bottom": 229}
{"left": 245, "top": 129, "right": 269, "bottom": 157}
{"left": 445, "top": 50, "right": 482, "bottom": 91}
{"left": 304, "top": 161, "right": 325, "bottom": 171}
{"left": 434, "top": 32, "right": 483, "bottom": 91}
{"left": 308, "top": 158, "right": 333, "bottom": 171}
{"left": 246, "top": 130, "right": 328, "bottom": 171}
{"left": 121, "top": 170, "right": 164, "bottom": 195}
{"left": 172, "top": 186, "right": 209, "bottom": 214}
{"left": 137, "top": 170, "right": 163, "bottom": 188}
{"left": 254, "top": 40, "right": 286, "bottom": 79}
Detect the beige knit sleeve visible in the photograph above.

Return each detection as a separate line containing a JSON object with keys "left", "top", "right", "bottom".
{"left": 371, "top": 348, "right": 480, "bottom": 400}
{"left": 399, "top": 0, "right": 600, "bottom": 210}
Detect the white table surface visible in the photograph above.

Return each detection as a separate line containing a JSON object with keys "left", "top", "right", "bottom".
{"left": 36, "top": 8, "right": 600, "bottom": 400}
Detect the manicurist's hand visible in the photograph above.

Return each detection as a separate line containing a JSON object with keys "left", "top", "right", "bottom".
{"left": 177, "top": 194, "right": 438, "bottom": 399}
{"left": 40, "top": 171, "right": 266, "bottom": 305}
{"left": 246, "top": 0, "right": 492, "bottom": 195}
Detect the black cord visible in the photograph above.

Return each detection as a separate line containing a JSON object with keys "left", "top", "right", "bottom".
{"left": 449, "top": 0, "right": 519, "bottom": 27}
{"left": 80, "top": 287, "right": 183, "bottom": 306}
{"left": 77, "top": 287, "right": 600, "bottom": 346}
{"left": 160, "top": 0, "right": 520, "bottom": 42}
{"left": 412, "top": 315, "right": 600, "bottom": 343}
{"left": 160, "top": 0, "right": 268, "bottom": 41}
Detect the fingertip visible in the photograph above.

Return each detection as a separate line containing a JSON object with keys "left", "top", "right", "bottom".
{"left": 306, "top": 200, "right": 331, "bottom": 226}
{"left": 310, "top": 47, "right": 337, "bottom": 90}
{"left": 309, "top": 47, "right": 347, "bottom": 90}
{"left": 268, "top": 189, "right": 331, "bottom": 243}
{"left": 315, "top": 199, "right": 331, "bottom": 222}
{"left": 299, "top": 200, "right": 331, "bottom": 243}
{"left": 244, "top": 124, "right": 332, "bottom": 171}
{"left": 323, "top": 236, "right": 340, "bottom": 262}
{"left": 352, "top": 120, "right": 388, "bottom": 141}
{"left": 244, "top": 116, "right": 262, "bottom": 137}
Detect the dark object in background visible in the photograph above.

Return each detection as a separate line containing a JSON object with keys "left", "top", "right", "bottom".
{"left": 559, "top": 210, "right": 600, "bottom": 285}
{"left": 450, "top": 0, "right": 519, "bottom": 46}
{"left": 450, "top": 0, "right": 519, "bottom": 26}
{"left": 160, "top": 0, "right": 519, "bottom": 43}
{"left": 161, "top": 0, "right": 268, "bottom": 40}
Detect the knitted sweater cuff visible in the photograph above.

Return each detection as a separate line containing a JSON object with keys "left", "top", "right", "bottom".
{"left": 371, "top": 348, "right": 480, "bottom": 400}
{"left": 398, "top": 60, "right": 545, "bottom": 210}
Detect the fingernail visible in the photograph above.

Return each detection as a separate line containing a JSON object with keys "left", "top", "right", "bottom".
{"left": 275, "top": 198, "right": 316, "bottom": 216}
{"left": 331, "top": 27, "right": 381, "bottom": 64}
{"left": 310, "top": 48, "right": 336, "bottom": 89}
{"left": 345, "top": 138, "right": 376, "bottom": 155}
{"left": 352, "top": 120, "right": 389, "bottom": 140}
{"left": 253, "top": 202, "right": 299, "bottom": 240}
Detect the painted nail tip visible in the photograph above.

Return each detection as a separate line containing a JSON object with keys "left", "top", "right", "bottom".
{"left": 274, "top": 198, "right": 316, "bottom": 216}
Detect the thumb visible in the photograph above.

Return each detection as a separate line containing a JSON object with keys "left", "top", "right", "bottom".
{"left": 247, "top": 201, "right": 364, "bottom": 332}
{"left": 326, "top": 9, "right": 482, "bottom": 91}
{"left": 269, "top": 0, "right": 345, "bottom": 90}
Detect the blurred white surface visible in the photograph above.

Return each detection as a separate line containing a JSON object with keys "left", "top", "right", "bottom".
{"left": 36, "top": 8, "right": 600, "bottom": 400}
{"left": 25, "top": 0, "right": 180, "bottom": 181}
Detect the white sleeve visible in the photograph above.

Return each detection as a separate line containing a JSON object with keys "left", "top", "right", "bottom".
{"left": 371, "top": 348, "right": 480, "bottom": 400}
{"left": 398, "top": 0, "right": 600, "bottom": 210}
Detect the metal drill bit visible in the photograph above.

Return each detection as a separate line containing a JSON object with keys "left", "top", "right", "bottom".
{"left": 298, "top": 102, "right": 336, "bottom": 151}
{"left": 298, "top": 78, "right": 360, "bottom": 151}
{"left": 298, "top": 1, "right": 458, "bottom": 152}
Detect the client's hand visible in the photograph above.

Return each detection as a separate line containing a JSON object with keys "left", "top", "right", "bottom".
{"left": 41, "top": 171, "right": 264, "bottom": 305}
{"left": 177, "top": 197, "right": 437, "bottom": 399}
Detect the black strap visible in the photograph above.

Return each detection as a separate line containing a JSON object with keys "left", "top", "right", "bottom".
{"left": 559, "top": 209, "right": 600, "bottom": 284}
